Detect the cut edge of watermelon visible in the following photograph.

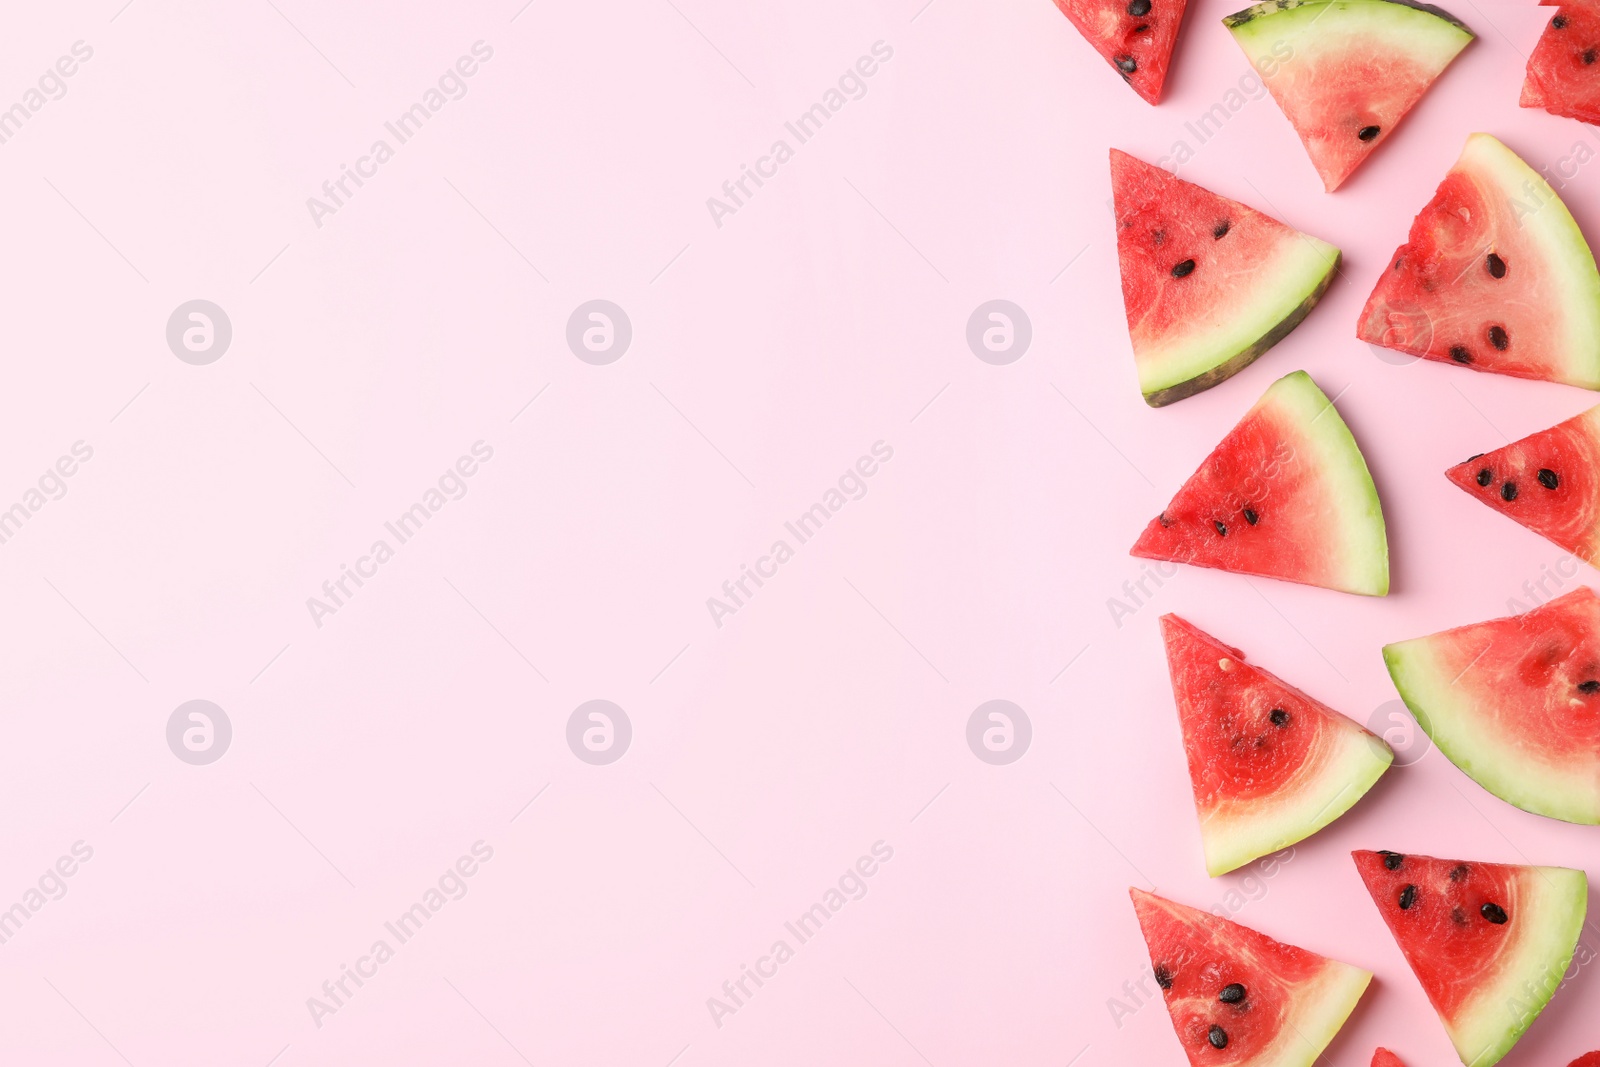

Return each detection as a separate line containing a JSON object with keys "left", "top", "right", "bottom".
{"left": 1204, "top": 730, "right": 1393, "bottom": 876}
{"left": 1382, "top": 632, "right": 1600, "bottom": 824}
{"left": 1445, "top": 867, "right": 1588, "bottom": 1067}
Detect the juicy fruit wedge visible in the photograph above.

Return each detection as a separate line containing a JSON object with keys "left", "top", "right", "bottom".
{"left": 1161, "top": 614, "right": 1393, "bottom": 875}
{"left": 1524, "top": 7, "right": 1600, "bottom": 126}
{"left": 1131, "top": 371, "right": 1389, "bottom": 595}
{"left": 1112, "top": 149, "right": 1341, "bottom": 406}
{"left": 1359, "top": 133, "right": 1600, "bottom": 388}
{"left": 1382, "top": 588, "right": 1600, "bottom": 824}
{"left": 1052, "top": 0, "right": 1189, "bottom": 104}
{"left": 1130, "top": 888, "right": 1372, "bottom": 1067}
{"left": 1446, "top": 404, "right": 1600, "bottom": 567}
{"left": 1223, "top": 0, "right": 1473, "bottom": 191}
{"left": 1353, "top": 850, "right": 1587, "bottom": 1067}
{"left": 1372, "top": 1051, "right": 1405, "bottom": 1067}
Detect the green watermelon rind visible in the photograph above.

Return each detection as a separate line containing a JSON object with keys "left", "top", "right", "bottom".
{"left": 1223, "top": 0, "right": 1472, "bottom": 34}
{"left": 1444, "top": 867, "right": 1586, "bottom": 1067}
{"left": 1204, "top": 730, "right": 1394, "bottom": 876}
{"left": 1382, "top": 636, "right": 1600, "bottom": 824}
{"left": 1248, "top": 961, "right": 1372, "bottom": 1066}
{"left": 1141, "top": 246, "right": 1341, "bottom": 408}
{"left": 1267, "top": 371, "right": 1391, "bottom": 597}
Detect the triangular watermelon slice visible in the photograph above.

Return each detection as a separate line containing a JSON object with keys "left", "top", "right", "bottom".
{"left": 1051, "top": 0, "right": 1189, "bottom": 105}
{"left": 1524, "top": 7, "right": 1600, "bottom": 126}
{"left": 1372, "top": 1051, "right": 1405, "bottom": 1067}
{"left": 1445, "top": 403, "right": 1600, "bottom": 568}
{"left": 1160, "top": 614, "right": 1393, "bottom": 875}
{"left": 1383, "top": 587, "right": 1600, "bottom": 824}
{"left": 1223, "top": 0, "right": 1474, "bottom": 191}
{"left": 1131, "top": 371, "right": 1389, "bottom": 595}
{"left": 1358, "top": 133, "right": 1600, "bottom": 388}
{"left": 1353, "top": 850, "right": 1587, "bottom": 1067}
{"left": 1111, "top": 150, "right": 1341, "bottom": 406}
{"left": 1130, "top": 888, "right": 1372, "bottom": 1067}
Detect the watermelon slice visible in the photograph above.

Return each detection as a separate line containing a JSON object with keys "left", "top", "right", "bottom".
{"left": 1358, "top": 133, "right": 1600, "bottom": 388}
{"left": 1111, "top": 150, "right": 1341, "bottom": 406}
{"left": 1524, "top": 7, "right": 1600, "bottom": 127}
{"left": 1445, "top": 403, "right": 1600, "bottom": 568}
{"left": 1160, "top": 614, "right": 1393, "bottom": 875}
{"left": 1051, "top": 0, "right": 1188, "bottom": 104}
{"left": 1353, "top": 850, "right": 1588, "bottom": 1067}
{"left": 1131, "top": 371, "right": 1389, "bottom": 595}
{"left": 1130, "top": 888, "right": 1372, "bottom": 1067}
{"left": 1571, "top": 1054, "right": 1600, "bottom": 1067}
{"left": 1382, "top": 588, "right": 1600, "bottom": 824}
{"left": 1223, "top": 0, "right": 1474, "bottom": 191}
{"left": 1372, "top": 1051, "right": 1405, "bottom": 1067}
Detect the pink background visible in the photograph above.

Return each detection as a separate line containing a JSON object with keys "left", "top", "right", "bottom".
{"left": 3, "top": 0, "right": 1599, "bottom": 1064}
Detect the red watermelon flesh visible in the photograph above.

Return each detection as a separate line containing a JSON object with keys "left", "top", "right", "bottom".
{"left": 1353, "top": 850, "right": 1587, "bottom": 1067}
{"left": 1131, "top": 371, "right": 1389, "bottom": 596}
{"left": 1371, "top": 1051, "right": 1405, "bottom": 1067}
{"left": 1052, "top": 0, "right": 1188, "bottom": 104}
{"left": 1161, "top": 614, "right": 1392, "bottom": 875}
{"left": 1130, "top": 888, "right": 1371, "bottom": 1067}
{"left": 1358, "top": 133, "right": 1600, "bottom": 388}
{"left": 1112, "top": 150, "right": 1340, "bottom": 406}
{"left": 1445, "top": 403, "right": 1600, "bottom": 568}
{"left": 1570, "top": 1054, "right": 1600, "bottom": 1067}
{"left": 1382, "top": 587, "right": 1600, "bottom": 824}
{"left": 1524, "top": 7, "right": 1600, "bottom": 126}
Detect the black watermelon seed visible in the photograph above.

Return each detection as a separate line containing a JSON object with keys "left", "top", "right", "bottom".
{"left": 1213, "top": 220, "right": 1231, "bottom": 239}
{"left": 1243, "top": 508, "right": 1259, "bottom": 525}
{"left": 1579, "top": 680, "right": 1600, "bottom": 693}
{"left": 1358, "top": 125, "right": 1381, "bottom": 142}
{"left": 1489, "top": 325, "right": 1510, "bottom": 350}
{"left": 1476, "top": 468, "right": 1493, "bottom": 487}
{"left": 1450, "top": 345, "right": 1472, "bottom": 363}
{"left": 1155, "top": 965, "right": 1173, "bottom": 989}
{"left": 1214, "top": 520, "right": 1227, "bottom": 536}
{"left": 1555, "top": 14, "right": 1568, "bottom": 28}
{"left": 1539, "top": 469, "right": 1559, "bottom": 489}
{"left": 1586, "top": 48, "right": 1598, "bottom": 65}
{"left": 1116, "top": 54, "right": 1138, "bottom": 73}
{"left": 1486, "top": 253, "right": 1507, "bottom": 279}
{"left": 1208, "top": 1026, "right": 1228, "bottom": 1050}
{"left": 1158, "top": 512, "right": 1172, "bottom": 527}
{"left": 1384, "top": 852, "right": 1404, "bottom": 870}
{"left": 1270, "top": 708, "right": 1289, "bottom": 726}
{"left": 1450, "top": 864, "right": 1470, "bottom": 881}
{"left": 1399, "top": 885, "right": 1418, "bottom": 910}
{"left": 1128, "top": 0, "right": 1152, "bottom": 15}
{"left": 1132, "top": 21, "right": 1150, "bottom": 32}
{"left": 1173, "top": 259, "right": 1197, "bottom": 278}
{"left": 1502, "top": 481, "right": 1518, "bottom": 502}
{"left": 1218, "top": 983, "right": 1245, "bottom": 1004}
{"left": 1481, "top": 902, "right": 1509, "bottom": 924}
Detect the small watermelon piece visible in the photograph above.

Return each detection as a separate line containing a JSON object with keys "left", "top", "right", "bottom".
{"left": 1358, "top": 133, "right": 1600, "bottom": 387}
{"left": 1051, "top": 0, "right": 1189, "bottom": 105}
{"left": 1131, "top": 371, "right": 1389, "bottom": 596}
{"left": 1161, "top": 614, "right": 1393, "bottom": 875}
{"left": 1353, "top": 850, "right": 1587, "bottom": 1067}
{"left": 1112, "top": 150, "right": 1341, "bottom": 406}
{"left": 1223, "top": 0, "right": 1473, "bottom": 191}
{"left": 1445, "top": 404, "right": 1600, "bottom": 568}
{"left": 1383, "top": 587, "right": 1600, "bottom": 824}
{"left": 1130, "top": 888, "right": 1372, "bottom": 1067}
{"left": 1570, "top": 1054, "right": 1600, "bottom": 1067}
{"left": 1524, "top": 8, "right": 1600, "bottom": 127}
{"left": 1372, "top": 1051, "right": 1405, "bottom": 1067}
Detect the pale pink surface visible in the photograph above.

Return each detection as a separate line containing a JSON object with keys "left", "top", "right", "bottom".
{"left": 2, "top": 1, "right": 1599, "bottom": 1065}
